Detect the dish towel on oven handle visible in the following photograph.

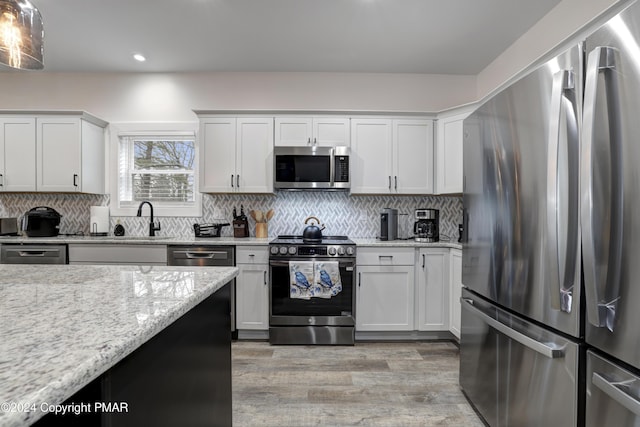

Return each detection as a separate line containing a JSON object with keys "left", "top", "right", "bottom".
{"left": 289, "top": 261, "right": 316, "bottom": 300}
{"left": 314, "top": 261, "right": 342, "bottom": 299}
{"left": 289, "top": 261, "right": 342, "bottom": 299}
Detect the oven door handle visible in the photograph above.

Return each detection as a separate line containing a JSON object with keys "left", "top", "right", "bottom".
{"left": 269, "top": 260, "right": 355, "bottom": 268}
{"left": 270, "top": 260, "right": 291, "bottom": 267}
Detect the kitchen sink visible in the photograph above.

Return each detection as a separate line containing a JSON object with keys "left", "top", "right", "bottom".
{"left": 80, "top": 235, "right": 176, "bottom": 241}
{"left": 111, "top": 236, "right": 175, "bottom": 240}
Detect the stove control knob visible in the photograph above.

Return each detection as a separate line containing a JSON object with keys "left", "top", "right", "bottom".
{"left": 279, "top": 246, "right": 288, "bottom": 255}
{"left": 338, "top": 247, "right": 346, "bottom": 256}
{"left": 288, "top": 246, "right": 297, "bottom": 255}
{"left": 346, "top": 247, "right": 355, "bottom": 256}
{"left": 328, "top": 247, "right": 337, "bottom": 256}
{"left": 270, "top": 246, "right": 279, "bottom": 255}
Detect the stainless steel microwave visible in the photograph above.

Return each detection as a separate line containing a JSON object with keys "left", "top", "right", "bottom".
{"left": 274, "top": 146, "right": 350, "bottom": 190}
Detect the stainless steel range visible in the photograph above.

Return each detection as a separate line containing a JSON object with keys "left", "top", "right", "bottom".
{"left": 269, "top": 235, "right": 356, "bottom": 345}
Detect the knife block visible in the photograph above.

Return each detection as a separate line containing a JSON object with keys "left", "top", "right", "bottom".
{"left": 233, "top": 219, "right": 249, "bottom": 238}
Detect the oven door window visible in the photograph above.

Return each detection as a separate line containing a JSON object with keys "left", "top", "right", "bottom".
{"left": 271, "top": 262, "right": 353, "bottom": 316}
{"left": 275, "top": 155, "right": 331, "bottom": 183}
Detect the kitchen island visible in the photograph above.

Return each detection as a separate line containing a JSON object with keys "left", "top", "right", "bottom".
{"left": 0, "top": 264, "right": 238, "bottom": 427}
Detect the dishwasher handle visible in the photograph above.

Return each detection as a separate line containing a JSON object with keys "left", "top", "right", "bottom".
{"left": 173, "top": 250, "right": 228, "bottom": 259}
{"left": 19, "top": 250, "right": 50, "bottom": 257}
{"left": 167, "top": 246, "right": 235, "bottom": 266}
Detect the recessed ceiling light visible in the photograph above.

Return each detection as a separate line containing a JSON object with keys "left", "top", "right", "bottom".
{"left": 133, "top": 53, "right": 146, "bottom": 62}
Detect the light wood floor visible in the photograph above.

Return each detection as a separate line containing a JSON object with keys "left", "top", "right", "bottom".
{"left": 232, "top": 341, "right": 484, "bottom": 427}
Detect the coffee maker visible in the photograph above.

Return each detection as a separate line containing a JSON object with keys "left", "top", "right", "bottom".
{"left": 414, "top": 208, "right": 439, "bottom": 242}
{"left": 380, "top": 208, "right": 398, "bottom": 241}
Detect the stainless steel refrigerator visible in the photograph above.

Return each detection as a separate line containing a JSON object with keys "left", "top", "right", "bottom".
{"left": 583, "top": 2, "right": 640, "bottom": 425}
{"left": 461, "top": 1, "right": 640, "bottom": 425}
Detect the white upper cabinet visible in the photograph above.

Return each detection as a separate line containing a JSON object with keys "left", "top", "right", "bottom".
{"left": 37, "top": 117, "right": 80, "bottom": 192}
{"left": 394, "top": 119, "right": 434, "bottom": 194}
{"left": 199, "top": 116, "right": 273, "bottom": 193}
{"left": 0, "top": 117, "right": 36, "bottom": 192}
{"left": 436, "top": 108, "right": 473, "bottom": 194}
{"left": 274, "top": 116, "right": 350, "bottom": 147}
{"left": 274, "top": 117, "right": 312, "bottom": 146}
{"left": 351, "top": 117, "right": 433, "bottom": 194}
{"left": 36, "top": 117, "right": 106, "bottom": 193}
{"left": 31, "top": 114, "right": 106, "bottom": 194}
{"left": 236, "top": 118, "right": 274, "bottom": 193}
{"left": 351, "top": 118, "right": 393, "bottom": 193}
{"left": 200, "top": 118, "right": 236, "bottom": 192}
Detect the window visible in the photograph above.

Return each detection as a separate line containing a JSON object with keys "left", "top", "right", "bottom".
{"left": 111, "top": 124, "right": 201, "bottom": 217}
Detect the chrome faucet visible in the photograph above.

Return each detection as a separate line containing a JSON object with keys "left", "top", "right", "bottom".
{"left": 136, "top": 201, "right": 161, "bottom": 237}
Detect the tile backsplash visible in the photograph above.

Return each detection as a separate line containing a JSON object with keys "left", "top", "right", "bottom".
{"left": 0, "top": 192, "right": 462, "bottom": 241}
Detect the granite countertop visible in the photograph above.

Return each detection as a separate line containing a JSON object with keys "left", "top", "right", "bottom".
{"left": 0, "top": 264, "right": 239, "bottom": 427}
{"left": 353, "top": 238, "right": 462, "bottom": 249}
{"left": 0, "top": 235, "right": 271, "bottom": 246}
{"left": 0, "top": 236, "right": 461, "bottom": 249}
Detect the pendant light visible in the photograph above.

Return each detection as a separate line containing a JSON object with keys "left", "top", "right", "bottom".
{"left": 0, "top": 0, "right": 43, "bottom": 70}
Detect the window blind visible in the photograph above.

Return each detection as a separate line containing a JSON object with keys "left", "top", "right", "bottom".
{"left": 118, "top": 136, "right": 195, "bottom": 206}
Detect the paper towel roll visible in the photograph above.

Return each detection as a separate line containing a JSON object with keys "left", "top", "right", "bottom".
{"left": 90, "top": 206, "right": 110, "bottom": 235}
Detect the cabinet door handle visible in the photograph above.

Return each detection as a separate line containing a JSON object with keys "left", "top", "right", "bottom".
{"left": 313, "top": 137, "right": 317, "bottom": 145}
{"left": 307, "top": 137, "right": 311, "bottom": 145}
{"left": 236, "top": 174, "right": 240, "bottom": 188}
{"left": 422, "top": 254, "right": 425, "bottom": 269}
{"left": 394, "top": 176, "right": 398, "bottom": 190}
{"left": 388, "top": 176, "right": 391, "bottom": 189}
{"left": 358, "top": 272, "right": 361, "bottom": 287}
{"left": 231, "top": 174, "right": 234, "bottom": 187}
{"left": 0, "top": 173, "right": 3, "bottom": 187}
{"left": 379, "top": 255, "right": 393, "bottom": 259}
{"left": 264, "top": 271, "right": 267, "bottom": 285}
{"left": 73, "top": 174, "right": 78, "bottom": 187}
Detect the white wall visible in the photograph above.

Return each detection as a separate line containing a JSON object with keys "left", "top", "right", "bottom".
{"left": 476, "top": 0, "right": 632, "bottom": 99}
{"left": 1, "top": 0, "right": 633, "bottom": 118}
{"left": 0, "top": 72, "right": 476, "bottom": 121}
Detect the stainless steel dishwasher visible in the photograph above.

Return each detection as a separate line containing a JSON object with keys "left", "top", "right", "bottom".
{"left": 0, "top": 244, "right": 68, "bottom": 264}
{"left": 167, "top": 246, "right": 236, "bottom": 334}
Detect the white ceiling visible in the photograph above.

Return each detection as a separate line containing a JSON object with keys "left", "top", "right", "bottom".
{"left": 20, "top": 0, "right": 562, "bottom": 74}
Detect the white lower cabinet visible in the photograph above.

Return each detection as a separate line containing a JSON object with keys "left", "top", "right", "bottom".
{"left": 415, "top": 248, "right": 449, "bottom": 331}
{"left": 68, "top": 244, "right": 167, "bottom": 265}
{"left": 356, "top": 248, "right": 415, "bottom": 331}
{"left": 449, "top": 249, "right": 462, "bottom": 339}
{"left": 356, "top": 246, "right": 457, "bottom": 335}
{"left": 235, "top": 247, "right": 269, "bottom": 331}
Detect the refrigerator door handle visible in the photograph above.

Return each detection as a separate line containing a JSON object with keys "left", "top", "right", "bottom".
{"left": 582, "top": 46, "right": 624, "bottom": 331}
{"left": 546, "top": 69, "right": 579, "bottom": 313}
{"left": 592, "top": 372, "right": 640, "bottom": 417}
{"left": 460, "top": 297, "right": 565, "bottom": 359}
